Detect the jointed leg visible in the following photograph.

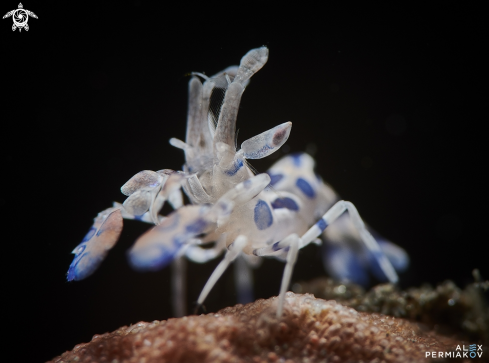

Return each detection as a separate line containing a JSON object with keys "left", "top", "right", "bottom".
{"left": 196, "top": 235, "right": 247, "bottom": 307}
{"left": 185, "top": 242, "right": 226, "bottom": 264}
{"left": 301, "top": 200, "right": 398, "bottom": 283}
{"left": 254, "top": 201, "right": 399, "bottom": 317}
{"left": 253, "top": 233, "right": 300, "bottom": 317}
{"left": 233, "top": 255, "right": 254, "bottom": 304}
{"left": 171, "top": 243, "right": 193, "bottom": 317}
{"left": 150, "top": 173, "right": 188, "bottom": 224}
{"left": 304, "top": 201, "right": 398, "bottom": 284}
{"left": 171, "top": 255, "right": 187, "bottom": 317}
{"left": 254, "top": 201, "right": 397, "bottom": 284}
{"left": 276, "top": 234, "right": 299, "bottom": 317}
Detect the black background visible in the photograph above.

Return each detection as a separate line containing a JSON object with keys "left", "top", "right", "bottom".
{"left": 2, "top": 2, "right": 487, "bottom": 361}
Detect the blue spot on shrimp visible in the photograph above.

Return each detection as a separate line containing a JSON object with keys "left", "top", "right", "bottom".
{"left": 271, "top": 196, "right": 299, "bottom": 211}
{"left": 253, "top": 200, "right": 274, "bottom": 230}
{"left": 224, "top": 158, "right": 244, "bottom": 176}
{"left": 296, "top": 177, "right": 316, "bottom": 198}
{"left": 268, "top": 173, "right": 283, "bottom": 186}
{"left": 67, "top": 47, "right": 409, "bottom": 318}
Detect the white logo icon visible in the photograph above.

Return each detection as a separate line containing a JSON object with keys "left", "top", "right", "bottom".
{"left": 3, "top": 3, "right": 37, "bottom": 32}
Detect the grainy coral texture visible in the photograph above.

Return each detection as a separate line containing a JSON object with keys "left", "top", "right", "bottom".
{"left": 294, "top": 277, "right": 489, "bottom": 344}
{"left": 49, "top": 293, "right": 475, "bottom": 363}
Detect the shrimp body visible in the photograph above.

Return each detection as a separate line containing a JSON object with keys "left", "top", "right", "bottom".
{"left": 68, "top": 47, "right": 409, "bottom": 317}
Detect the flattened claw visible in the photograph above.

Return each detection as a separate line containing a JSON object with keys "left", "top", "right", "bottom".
{"left": 241, "top": 122, "right": 292, "bottom": 159}
{"left": 121, "top": 170, "right": 163, "bottom": 196}
{"left": 128, "top": 206, "right": 211, "bottom": 271}
{"left": 67, "top": 209, "right": 123, "bottom": 281}
{"left": 121, "top": 170, "right": 175, "bottom": 218}
{"left": 234, "top": 47, "right": 269, "bottom": 85}
{"left": 215, "top": 66, "right": 250, "bottom": 88}
{"left": 122, "top": 187, "right": 155, "bottom": 216}
{"left": 150, "top": 172, "right": 189, "bottom": 224}
{"left": 213, "top": 47, "right": 269, "bottom": 151}
{"left": 185, "top": 77, "right": 205, "bottom": 151}
{"left": 128, "top": 237, "right": 183, "bottom": 271}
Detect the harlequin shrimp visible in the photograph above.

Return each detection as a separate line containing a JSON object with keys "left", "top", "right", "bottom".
{"left": 68, "top": 47, "right": 409, "bottom": 317}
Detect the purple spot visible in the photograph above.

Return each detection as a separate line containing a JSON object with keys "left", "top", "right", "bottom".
{"left": 291, "top": 153, "right": 302, "bottom": 167}
{"left": 128, "top": 244, "right": 181, "bottom": 271}
{"left": 272, "top": 241, "right": 281, "bottom": 251}
{"left": 316, "top": 218, "right": 327, "bottom": 231}
{"left": 267, "top": 173, "right": 283, "bottom": 186}
{"left": 244, "top": 144, "right": 272, "bottom": 159}
{"left": 185, "top": 218, "right": 207, "bottom": 233}
{"left": 82, "top": 227, "right": 96, "bottom": 242}
{"left": 254, "top": 200, "right": 273, "bottom": 230}
{"left": 296, "top": 178, "right": 316, "bottom": 198}
{"left": 271, "top": 197, "right": 299, "bottom": 211}
{"left": 67, "top": 252, "right": 91, "bottom": 281}
{"left": 272, "top": 129, "right": 286, "bottom": 146}
{"left": 323, "top": 242, "right": 369, "bottom": 286}
{"left": 225, "top": 159, "right": 244, "bottom": 176}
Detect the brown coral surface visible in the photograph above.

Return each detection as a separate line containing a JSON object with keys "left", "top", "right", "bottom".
{"left": 294, "top": 277, "right": 489, "bottom": 344}
{"left": 49, "top": 293, "right": 478, "bottom": 363}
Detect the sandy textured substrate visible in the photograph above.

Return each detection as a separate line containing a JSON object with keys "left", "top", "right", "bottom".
{"left": 293, "top": 276, "right": 489, "bottom": 344}
{"left": 49, "top": 292, "right": 477, "bottom": 363}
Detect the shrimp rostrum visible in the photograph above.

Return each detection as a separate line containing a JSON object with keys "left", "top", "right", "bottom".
{"left": 68, "top": 47, "right": 409, "bottom": 317}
